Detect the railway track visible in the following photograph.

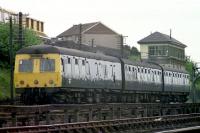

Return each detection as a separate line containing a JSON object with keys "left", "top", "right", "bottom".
{"left": 0, "top": 113, "right": 199, "bottom": 133}
{"left": 0, "top": 103, "right": 199, "bottom": 128}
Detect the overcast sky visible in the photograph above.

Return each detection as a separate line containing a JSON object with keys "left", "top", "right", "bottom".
{"left": 0, "top": 0, "right": 200, "bottom": 62}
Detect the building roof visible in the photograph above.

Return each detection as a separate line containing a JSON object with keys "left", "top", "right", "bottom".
{"left": 57, "top": 22, "right": 119, "bottom": 37}
{"left": 138, "top": 32, "right": 187, "bottom": 48}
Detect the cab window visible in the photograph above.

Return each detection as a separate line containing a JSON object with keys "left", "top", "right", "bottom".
{"left": 40, "top": 59, "right": 55, "bottom": 72}
{"left": 19, "top": 59, "right": 33, "bottom": 72}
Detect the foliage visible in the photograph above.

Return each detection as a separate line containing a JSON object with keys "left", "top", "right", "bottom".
{"left": 128, "top": 55, "right": 141, "bottom": 61}
{"left": 0, "top": 22, "right": 42, "bottom": 67}
{"left": 185, "top": 57, "right": 200, "bottom": 102}
{"left": 0, "top": 68, "right": 10, "bottom": 99}
{"left": 0, "top": 22, "right": 42, "bottom": 99}
{"left": 123, "top": 45, "right": 141, "bottom": 60}
{"left": 185, "top": 58, "right": 194, "bottom": 80}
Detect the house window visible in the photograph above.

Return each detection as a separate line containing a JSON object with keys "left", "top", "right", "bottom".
{"left": 31, "top": 19, "right": 34, "bottom": 29}
{"left": 37, "top": 21, "right": 39, "bottom": 31}
{"left": 41, "top": 22, "right": 44, "bottom": 32}
{"left": 26, "top": 18, "right": 29, "bottom": 27}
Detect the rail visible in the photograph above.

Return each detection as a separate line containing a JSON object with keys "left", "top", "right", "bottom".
{"left": 0, "top": 113, "right": 199, "bottom": 133}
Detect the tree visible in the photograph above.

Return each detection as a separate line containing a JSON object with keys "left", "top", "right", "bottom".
{"left": 0, "top": 22, "right": 42, "bottom": 67}
{"left": 123, "top": 45, "right": 141, "bottom": 61}
{"left": 0, "top": 22, "right": 42, "bottom": 99}
{"left": 122, "top": 45, "right": 141, "bottom": 59}
{"left": 185, "top": 57, "right": 200, "bottom": 102}
{"left": 130, "top": 46, "right": 140, "bottom": 56}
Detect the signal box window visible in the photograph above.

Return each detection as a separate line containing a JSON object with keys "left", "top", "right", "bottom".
{"left": 19, "top": 59, "right": 33, "bottom": 72}
{"left": 40, "top": 59, "right": 55, "bottom": 72}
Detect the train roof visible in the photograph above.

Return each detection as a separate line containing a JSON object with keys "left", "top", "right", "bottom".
{"left": 123, "top": 59, "right": 189, "bottom": 73}
{"left": 122, "top": 59, "right": 161, "bottom": 69}
{"left": 17, "top": 44, "right": 120, "bottom": 62}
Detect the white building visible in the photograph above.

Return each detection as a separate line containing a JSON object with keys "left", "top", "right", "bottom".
{"left": 57, "top": 22, "right": 121, "bottom": 50}
{"left": 0, "top": 7, "right": 18, "bottom": 23}
{"left": 138, "top": 32, "right": 187, "bottom": 70}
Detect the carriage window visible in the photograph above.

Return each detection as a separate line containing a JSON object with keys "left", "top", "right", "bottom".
{"left": 125, "top": 66, "right": 128, "bottom": 70}
{"left": 129, "top": 66, "right": 131, "bottom": 71}
{"left": 68, "top": 58, "right": 71, "bottom": 64}
{"left": 19, "top": 59, "right": 33, "bottom": 72}
{"left": 82, "top": 60, "right": 85, "bottom": 65}
{"left": 105, "top": 65, "right": 108, "bottom": 76}
{"left": 138, "top": 68, "right": 140, "bottom": 72}
{"left": 132, "top": 67, "right": 134, "bottom": 72}
{"left": 40, "top": 59, "right": 55, "bottom": 72}
{"left": 148, "top": 69, "right": 150, "bottom": 73}
{"left": 145, "top": 69, "right": 147, "bottom": 73}
{"left": 75, "top": 59, "right": 78, "bottom": 65}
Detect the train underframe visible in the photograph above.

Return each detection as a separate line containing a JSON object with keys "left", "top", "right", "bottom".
{"left": 17, "top": 88, "right": 189, "bottom": 105}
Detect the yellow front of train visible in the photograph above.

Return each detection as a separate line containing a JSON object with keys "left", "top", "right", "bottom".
{"left": 14, "top": 53, "right": 62, "bottom": 89}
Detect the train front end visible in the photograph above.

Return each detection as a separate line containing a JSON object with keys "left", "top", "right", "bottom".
{"left": 14, "top": 45, "right": 62, "bottom": 104}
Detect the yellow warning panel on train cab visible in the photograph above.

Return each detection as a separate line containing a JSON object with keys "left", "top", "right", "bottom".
{"left": 14, "top": 54, "right": 62, "bottom": 88}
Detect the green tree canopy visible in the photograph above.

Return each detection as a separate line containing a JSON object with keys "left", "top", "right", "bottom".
{"left": 122, "top": 45, "right": 141, "bottom": 61}
{"left": 0, "top": 22, "right": 42, "bottom": 67}
{"left": 185, "top": 57, "right": 200, "bottom": 102}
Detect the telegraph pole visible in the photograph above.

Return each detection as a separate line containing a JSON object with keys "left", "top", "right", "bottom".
{"left": 9, "top": 16, "right": 14, "bottom": 104}
{"left": 120, "top": 35, "right": 128, "bottom": 58}
{"left": 79, "top": 24, "right": 82, "bottom": 50}
{"left": 120, "top": 35, "right": 124, "bottom": 58}
{"left": 18, "top": 12, "right": 23, "bottom": 49}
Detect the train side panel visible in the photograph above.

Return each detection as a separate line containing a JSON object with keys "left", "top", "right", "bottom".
{"left": 124, "top": 64, "right": 162, "bottom": 92}
{"left": 61, "top": 54, "right": 122, "bottom": 90}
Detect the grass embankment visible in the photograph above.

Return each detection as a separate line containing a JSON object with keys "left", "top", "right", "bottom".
{"left": 0, "top": 68, "right": 10, "bottom": 99}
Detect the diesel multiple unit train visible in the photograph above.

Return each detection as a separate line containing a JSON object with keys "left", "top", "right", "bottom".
{"left": 14, "top": 44, "right": 190, "bottom": 104}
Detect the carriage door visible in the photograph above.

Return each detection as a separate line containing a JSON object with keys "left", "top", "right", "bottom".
{"left": 85, "top": 59, "right": 91, "bottom": 80}
{"left": 74, "top": 57, "right": 80, "bottom": 79}
{"left": 80, "top": 58, "right": 86, "bottom": 80}
{"left": 112, "top": 64, "right": 116, "bottom": 83}
{"left": 64, "top": 56, "right": 72, "bottom": 79}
